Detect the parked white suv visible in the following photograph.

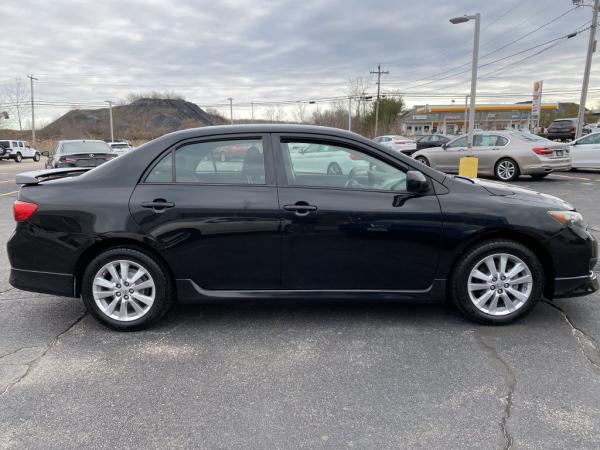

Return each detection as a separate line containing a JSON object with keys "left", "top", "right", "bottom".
{"left": 0, "top": 140, "right": 41, "bottom": 163}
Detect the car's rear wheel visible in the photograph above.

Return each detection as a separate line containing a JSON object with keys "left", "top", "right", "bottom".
{"left": 327, "top": 162, "right": 343, "bottom": 175}
{"left": 81, "top": 247, "right": 174, "bottom": 331}
{"left": 415, "top": 156, "right": 430, "bottom": 166}
{"left": 530, "top": 173, "right": 549, "bottom": 179}
{"left": 451, "top": 240, "right": 544, "bottom": 324}
{"left": 494, "top": 158, "right": 519, "bottom": 181}
{"left": 33, "top": 152, "right": 40, "bottom": 162}
{"left": 14, "top": 152, "right": 22, "bottom": 163}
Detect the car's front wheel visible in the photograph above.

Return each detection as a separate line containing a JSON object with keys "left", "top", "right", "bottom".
{"left": 494, "top": 158, "right": 519, "bottom": 182}
{"left": 81, "top": 247, "right": 174, "bottom": 331}
{"left": 33, "top": 152, "right": 40, "bottom": 162}
{"left": 450, "top": 240, "right": 544, "bottom": 324}
{"left": 415, "top": 156, "right": 430, "bottom": 166}
{"left": 14, "top": 152, "right": 22, "bottom": 163}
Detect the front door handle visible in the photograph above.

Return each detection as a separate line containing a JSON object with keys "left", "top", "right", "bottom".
{"left": 283, "top": 202, "right": 317, "bottom": 216}
{"left": 141, "top": 199, "right": 175, "bottom": 212}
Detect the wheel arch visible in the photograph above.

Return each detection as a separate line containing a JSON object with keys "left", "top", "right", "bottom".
{"left": 74, "top": 237, "right": 175, "bottom": 297}
{"left": 447, "top": 229, "right": 555, "bottom": 300}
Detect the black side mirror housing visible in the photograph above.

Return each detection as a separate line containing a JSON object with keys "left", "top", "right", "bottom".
{"left": 406, "top": 170, "right": 430, "bottom": 194}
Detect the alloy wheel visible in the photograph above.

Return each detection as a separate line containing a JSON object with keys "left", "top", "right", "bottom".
{"left": 92, "top": 259, "right": 156, "bottom": 322}
{"left": 327, "top": 163, "right": 342, "bottom": 175}
{"left": 467, "top": 253, "right": 533, "bottom": 316}
{"left": 496, "top": 160, "right": 516, "bottom": 181}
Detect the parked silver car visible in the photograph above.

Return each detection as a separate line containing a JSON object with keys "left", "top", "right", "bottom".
{"left": 412, "top": 131, "right": 571, "bottom": 181}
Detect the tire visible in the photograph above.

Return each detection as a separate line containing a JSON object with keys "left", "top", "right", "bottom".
{"left": 494, "top": 158, "right": 519, "bottom": 182}
{"left": 81, "top": 247, "right": 175, "bottom": 331}
{"left": 14, "top": 152, "right": 22, "bottom": 163}
{"left": 33, "top": 152, "right": 40, "bottom": 162}
{"left": 327, "top": 162, "right": 343, "bottom": 176}
{"left": 530, "top": 173, "right": 548, "bottom": 179}
{"left": 415, "top": 156, "right": 430, "bottom": 166}
{"left": 450, "top": 240, "right": 544, "bottom": 324}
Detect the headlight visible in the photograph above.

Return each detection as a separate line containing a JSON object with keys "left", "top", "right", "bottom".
{"left": 548, "top": 211, "right": 585, "bottom": 228}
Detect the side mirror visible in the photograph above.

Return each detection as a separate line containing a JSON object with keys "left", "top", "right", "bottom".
{"left": 41, "top": 151, "right": 49, "bottom": 157}
{"left": 406, "top": 170, "right": 430, "bottom": 194}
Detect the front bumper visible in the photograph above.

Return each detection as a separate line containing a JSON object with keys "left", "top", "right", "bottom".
{"left": 554, "top": 271, "right": 599, "bottom": 298}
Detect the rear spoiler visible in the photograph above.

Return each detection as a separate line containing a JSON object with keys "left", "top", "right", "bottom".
{"left": 15, "top": 167, "right": 92, "bottom": 185}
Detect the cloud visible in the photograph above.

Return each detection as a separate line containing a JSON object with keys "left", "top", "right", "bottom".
{"left": 0, "top": 0, "right": 595, "bottom": 125}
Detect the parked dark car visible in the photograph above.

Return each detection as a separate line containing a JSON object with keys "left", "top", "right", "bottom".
{"left": 547, "top": 118, "right": 578, "bottom": 141}
{"left": 44, "top": 140, "right": 117, "bottom": 169}
{"left": 9, "top": 125, "right": 598, "bottom": 331}
{"left": 416, "top": 134, "right": 452, "bottom": 150}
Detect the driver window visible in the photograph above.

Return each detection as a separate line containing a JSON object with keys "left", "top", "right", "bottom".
{"left": 281, "top": 141, "right": 407, "bottom": 192}
{"left": 447, "top": 136, "right": 468, "bottom": 148}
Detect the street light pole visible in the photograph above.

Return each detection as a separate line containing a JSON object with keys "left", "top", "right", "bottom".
{"left": 348, "top": 96, "right": 352, "bottom": 131}
{"left": 227, "top": 98, "right": 234, "bottom": 125}
{"left": 27, "top": 75, "right": 38, "bottom": 147}
{"left": 576, "top": 0, "right": 599, "bottom": 139}
{"left": 105, "top": 100, "right": 114, "bottom": 142}
{"left": 464, "top": 94, "right": 469, "bottom": 134}
{"left": 451, "top": 13, "right": 480, "bottom": 148}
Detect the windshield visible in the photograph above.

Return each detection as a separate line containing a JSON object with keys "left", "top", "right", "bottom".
{"left": 60, "top": 141, "right": 112, "bottom": 154}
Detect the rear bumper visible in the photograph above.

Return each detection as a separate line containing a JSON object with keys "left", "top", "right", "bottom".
{"left": 547, "top": 132, "right": 575, "bottom": 140}
{"left": 522, "top": 161, "right": 571, "bottom": 174}
{"left": 9, "top": 268, "right": 75, "bottom": 297}
{"left": 554, "top": 271, "right": 599, "bottom": 298}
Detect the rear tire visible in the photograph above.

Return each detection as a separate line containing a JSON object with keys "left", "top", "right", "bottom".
{"left": 494, "top": 158, "right": 519, "bottom": 182}
{"left": 327, "top": 162, "right": 343, "bottom": 176}
{"left": 450, "top": 240, "right": 544, "bottom": 324}
{"left": 81, "top": 247, "right": 175, "bottom": 331}
{"left": 415, "top": 156, "right": 430, "bottom": 166}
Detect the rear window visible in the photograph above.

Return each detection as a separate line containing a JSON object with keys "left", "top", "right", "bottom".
{"left": 552, "top": 120, "right": 575, "bottom": 126}
{"left": 60, "top": 141, "right": 112, "bottom": 154}
{"left": 509, "top": 132, "right": 546, "bottom": 142}
{"left": 0, "top": 141, "right": 9, "bottom": 149}
{"left": 111, "top": 143, "right": 129, "bottom": 149}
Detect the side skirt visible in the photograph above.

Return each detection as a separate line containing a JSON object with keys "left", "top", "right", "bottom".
{"left": 176, "top": 279, "right": 447, "bottom": 303}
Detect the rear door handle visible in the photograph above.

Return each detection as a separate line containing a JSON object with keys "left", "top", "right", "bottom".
{"left": 141, "top": 199, "right": 175, "bottom": 211}
{"left": 283, "top": 203, "right": 317, "bottom": 216}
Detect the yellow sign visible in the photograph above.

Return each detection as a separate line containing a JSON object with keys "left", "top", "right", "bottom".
{"left": 459, "top": 156, "right": 478, "bottom": 178}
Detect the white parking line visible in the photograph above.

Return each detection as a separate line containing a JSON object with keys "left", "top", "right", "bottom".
{"left": 551, "top": 174, "right": 592, "bottom": 181}
{"left": 0, "top": 190, "right": 18, "bottom": 197}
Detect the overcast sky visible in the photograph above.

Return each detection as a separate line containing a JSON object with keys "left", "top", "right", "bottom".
{"left": 0, "top": 0, "right": 597, "bottom": 125}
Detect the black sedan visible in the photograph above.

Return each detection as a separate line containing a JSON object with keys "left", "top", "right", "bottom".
{"left": 8, "top": 125, "right": 598, "bottom": 330}
{"left": 416, "top": 133, "right": 452, "bottom": 150}
{"left": 44, "top": 139, "right": 117, "bottom": 169}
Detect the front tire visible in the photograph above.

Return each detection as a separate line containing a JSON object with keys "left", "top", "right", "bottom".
{"left": 33, "top": 152, "right": 40, "bottom": 162}
{"left": 415, "top": 156, "right": 430, "bottom": 166}
{"left": 81, "top": 247, "right": 175, "bottom": 331}
{"left": 14, "top": 152, "right": 22, "bottom": 163}
{"left": 450, "top": 240, "right": 544, "bottom": 324}
{"left": 494, "top": 158, "right": 519, "bottom": 182}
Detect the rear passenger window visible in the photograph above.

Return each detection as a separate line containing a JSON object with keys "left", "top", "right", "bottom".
{"left": 146, "top": 139, "right": 265, "bottom": 185}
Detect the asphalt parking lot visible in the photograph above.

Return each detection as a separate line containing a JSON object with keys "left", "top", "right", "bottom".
{"left": 0, "top": 161, "right": 599, "bottom": 450}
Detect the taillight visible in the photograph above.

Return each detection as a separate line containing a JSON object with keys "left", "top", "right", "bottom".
{"left": 60, "top": 156, "right": 76, "bottom": 163}
{"left": 349, "top": 153, "right": 361, "bottom": 160}
{"left": 394, "top": 140, "right": 406, "bottom": 144}
{"left": 13, "top": 200, "right": 38, "bottom": 222}
{"left": 532, "top": 147, "right": 554, "bottom": 156}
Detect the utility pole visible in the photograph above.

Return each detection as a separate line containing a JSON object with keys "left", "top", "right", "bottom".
{"left": 251, "top": 102, "right": 254, "bottom": 121}
{"left": 105, "top": 100, "right": 114, "bottom": 142}
{"left": 464, "top": 95, "right": 469, "bottom": 134}
{"left": 450, "top": 13, "right": 481, "bottom": 148}
{"left": 576, "top": 0, "right": 599, "bottom": 139}
{"left": 27, "top": 75, "right": 38, "bottom": 146}
{"left": 227, "top": 98, "right": 234, "bottom": 125}
{"left": 370, "top": 64, "right": 389, "bottom": 137}
{"left": 348, "top": 96, "right": 352, "bottom": 131}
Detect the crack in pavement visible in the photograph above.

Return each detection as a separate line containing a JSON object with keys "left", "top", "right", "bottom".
{"left": 0, "top": 310, "right": 87, "bottom": 398}
{"left": 544, "top": 300, "right": 600, "bottom": 373}
{"left": 475, "top": 334, "right": 516, "bottom": 450}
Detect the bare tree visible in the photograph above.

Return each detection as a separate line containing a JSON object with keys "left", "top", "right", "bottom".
{"left": 292, "top": 102, "right": 307, "bottom": 123}
{"left": 3, "top": 77, "right": 30, "bottom": 130}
